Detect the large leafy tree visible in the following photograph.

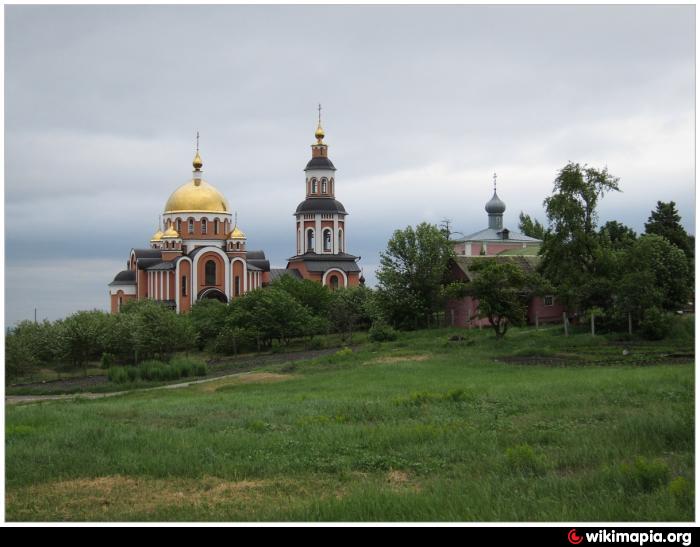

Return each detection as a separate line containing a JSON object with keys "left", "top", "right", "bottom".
{"left": 328, "top": 286, "right": 372, "bottom": 342}
{"left": 376, "top": 222, "right": 454, "bottom": 328}
{"left": 518, "top": 212, "right": 546, "bottom": 240}
{"left": 598, "top": 220, "right": 637, "bottom": 251}
{"left": 539, "top": 162, "right": 620, "bottom": 311}
{"left": 468, "top": 260, "right": 548, "bottom": 338}
{"left": 644, "top": 201, "right": 694, "bottom": 260}
{"left": 614, "top": 234, "right": 691, "bottom": 320}
{"left": 272, "top": 275, "right": 332, "bottom": 317}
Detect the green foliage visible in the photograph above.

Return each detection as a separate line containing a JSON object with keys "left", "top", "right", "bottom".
{"left": 225, "top": 287, "right": 315, "bottom": 349}
{"left": 620, "top": 457, "right": 670, "bottom": 493}
{"left": 540, "top": 162, "right": 620, "bottom": 311}
{"left": 328, "top": 286, "right": 372, "bottom": 342}
{"left": 368, "top": 321, "right": 398, "bottom": 342}
{"left": 644, "top": 201, "right": 693, "bottom": 260}
{"left": 505, "top": 444, "right": 546, "bottom": 475}
{"left": 468, "top": 260, "right": 543, "bottom": 338}
{"left": 599, "top": 220, "right": 637, "bottom": 251}
{"left": 189, "top": 300, "right": 228, "bottom": 350}
{"left": 107, "top": 357, "right": 206, "bottom": 384}
{"left": 376, "top": 222, "right": 454, "bottom": 329}
{"left": 615, "top": 235, "right": 690, "bottom": 321}
{"left": 122, "top": 300, "right": 193, "bottom": 361}
{"left": 57, "top": 310, "right": 112, "bottom": 374}
{"left": 639, "top": 307, "right": 672, "bottom": 341}
{"left": 100, "top": 353, "right": 115, "bottom": 369}
{"left": 518, "top": 211, "right": 546, "bottom": 240}
{"left": 272, "top": 275, "right": 332, "bottom": 317}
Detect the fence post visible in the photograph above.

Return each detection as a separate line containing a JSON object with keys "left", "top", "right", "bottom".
{"left": 628, "top": 312, "right": 632, "bottom": 335}
{"left": 563, "top": 312, "right": 568, "bottom": 336}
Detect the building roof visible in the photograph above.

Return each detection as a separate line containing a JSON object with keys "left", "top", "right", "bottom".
{"left": 304, "top": 156, "right": 336, "bottom": 171}
{"left": 132, "top": 248, "right": 162, "bottom": 259}
{"left": 295, "top": 197, "right": 347, "bottom": 215}
{"left": 453, "top": 227, "right": 541, "bottom": 244}
{"left": 452, "top": 255, "right": 540, "bottom": 281}
{"left": 497, "top": 245, "right": 542, "bottom": 256}
{"left": 246, "top": 250, "right": 270, "bottom": 272}
{"left": 109, "top": 270, "right": 136, "bottom": 285}
{"left": 136, "top": 257, "right": 163, "bottom": 270}
{"left": 269, "top": 268, "right": 303, "bottom": 282}
{"left": 288, "top": 253, "right": 361, "bottom": 273}
{"left": 146, "top": 261, "right": 176, "bottom": 271}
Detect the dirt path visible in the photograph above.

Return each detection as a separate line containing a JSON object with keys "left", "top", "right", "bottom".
{"left": 5, "top": 369, "right": 293, "bottom": 406}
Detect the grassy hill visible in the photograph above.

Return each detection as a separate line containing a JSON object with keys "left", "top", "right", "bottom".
{"left": 5, "top": 325, "right": 694, "bottom": 522}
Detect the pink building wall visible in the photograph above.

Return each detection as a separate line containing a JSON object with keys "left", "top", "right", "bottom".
{"left": 446, "top": 295, "right": 566, "bottom": 328}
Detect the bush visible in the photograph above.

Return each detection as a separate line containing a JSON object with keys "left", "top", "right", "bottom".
{"left": 126, "top": 366, "right": 140, "bottom": 382}
{"left": 620, "top": 456, "right": 670, "bottom": 492}
{"left": 100, "top": 352, "right": 115, "bottom": 369}
{"left": 368, "top": 321, "right": 398, "bottom": 342}
{"left": 505, "top": 444, "right": 546, "bottom": 475}
{"left": 639, "top": 307, "right": 672, "bottom": 341}
{"left": 108, "top": 366, "right": 129, "bottom": 384}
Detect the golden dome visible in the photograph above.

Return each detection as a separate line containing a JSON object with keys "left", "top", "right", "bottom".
{"left": 162, "top": 226, "right": 180, "bottom": 239}
{"left": 193, "top": 151, "right": 203, "bottom": 171}
{"left": 150, "top": 230, "right": 164, "bottom": 242}
{"left": 229, "top": 225, "right": 246, "bottom": 239}
{"left": 315, "top": 124, "right": 325, "bottom": 142}
{"left": 164, "top": 179, "right": 230, "bottom": 213}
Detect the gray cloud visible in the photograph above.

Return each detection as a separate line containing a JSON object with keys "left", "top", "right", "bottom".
{"left": 5, "top": 5, "right": 695, "bottom": 325}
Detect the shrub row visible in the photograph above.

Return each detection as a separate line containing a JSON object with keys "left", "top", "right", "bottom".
{"left": 108, "top": 357, "right": 207, "bottom": 384}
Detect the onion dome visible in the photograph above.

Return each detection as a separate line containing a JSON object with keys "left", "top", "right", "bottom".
{"left": 164, "top": 180, "right": 230, "bottom": 213}
{"left": 193, "top": 150, "right": 203, "bottom": 171}
{"left": 485, "top": 190, "right": 506, "bottom": 214}
{"left": 315, "top": 123, "right": 325, "bottom": 143}
{"left": 150, "top": 230, "right": 164, "bottom": 242}
{"left": 229, "top": 225, "right": 246, "bottom": 239}
{"left": 162, "top": 226, "right": 180, "bottom": 239}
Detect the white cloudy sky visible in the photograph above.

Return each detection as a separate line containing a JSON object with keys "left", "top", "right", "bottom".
{"left": 4, "top": 4, "right": 695, "bottom": 326}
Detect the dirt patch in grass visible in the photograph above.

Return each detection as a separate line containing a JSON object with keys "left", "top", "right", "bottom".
{"left": 386, "top": 470, "right": 421, "bottom": 493}
{"left": 368, "top": 354, "right": 432, "bottom": 365}
{"left": 6, "top": 475, "right": 268, "bottom": 521}
{"left": 197, "top": 373, "right": 298, "bottom": 393}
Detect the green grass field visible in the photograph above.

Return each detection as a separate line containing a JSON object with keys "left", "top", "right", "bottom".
{"left": 5, "top": 326, "right": 694, "bottom": 522}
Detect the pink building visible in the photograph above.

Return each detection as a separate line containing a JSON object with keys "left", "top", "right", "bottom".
{"left": 446, "top": 176, "right": 565, "bottom": 328}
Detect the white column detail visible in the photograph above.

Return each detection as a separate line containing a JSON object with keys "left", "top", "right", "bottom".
{"left": 333, "top": 215, "right": 339, "bottom": 254}
{"left": 315, "top": 214, "right": 321, "bottom": 253}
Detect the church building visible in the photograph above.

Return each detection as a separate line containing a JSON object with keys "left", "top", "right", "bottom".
{"left": 282, "top": 112, "right": 362, "bottom": 288}
{"left": 108, "top": 146, "right": 271, "bottom": 314}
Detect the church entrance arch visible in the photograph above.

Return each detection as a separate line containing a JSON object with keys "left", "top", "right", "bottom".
{"left": 197, "top": 287, "right": 228, "bottom": 303}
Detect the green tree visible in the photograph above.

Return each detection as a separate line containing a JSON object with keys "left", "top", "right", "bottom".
{"left": 539, "top": 162, "right": 620, "bottom": 311}
{"left": 376, "top": 222, "right": 454, "bottom": 328}
{"left": 122, "top": 300, "right": 187, "bottom": 362}
{"left": 468, "top": 260, "right": 546, "bottom": 338}
{"left": 58, "top": 310, "right": 111, "bottom": 375}
{"left": 598, "top": 220, "right": 637, "bottom": 251}
{"left": 272, "top": 275, "right": 332, "bottom": 317}
{"left": 189, "top": 299, "right": 228, "bottom": 350}
{"left": 518, "top": 212, "right": 546, "bottom": 240}
{"left": 328, "top": 286, "right": 372, "bottom": 342}
{"left": 644, "top": 201, "right": 693, "bottom": 259}
{"left": 615, "top": 234, "right": 691, "bottom": 321}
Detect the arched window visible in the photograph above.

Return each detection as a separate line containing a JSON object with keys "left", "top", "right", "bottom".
{"left": 323, "top": 229, "right": 332, "bottom": 252}
{"left": 311, "top": 179, "right": 318, "bottom": 193}
{"left": 236, "top": 242, "right": 240, "bottom": 250}
{"left": 330, "top": 178, "right": 334, "bottom": 194}
{"left": 321, "top": 178, "right": 327, "bottom": 194}
{"left": 329, "top": 275, "right": 339, "bottom": 290}
{"left": 176, "top": 219, "right": 181, "bottom": 232}
{"left": 205, "top": 260, "right": 216, "bottom": 285}
{"left": 306, "top": 229, "right": 315, "bottom": 252}
{"left": 214, "top": 219, "right": 219, "bottom": 235}
{"left": 201, "top": 219, "right": 207, "bottom": 234}
{"left": 188, "top": 218, "right": 194, "bottom": 234}
{"left": 338, "top": 229, "right": 343, "bottom": 253}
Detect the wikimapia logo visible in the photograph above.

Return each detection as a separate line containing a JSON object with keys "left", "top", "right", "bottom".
{"left": 567, "top": 529, "right": 692, "bottom": 546}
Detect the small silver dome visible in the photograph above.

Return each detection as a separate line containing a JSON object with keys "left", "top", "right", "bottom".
{"left": 485, "top": 191, "right": 506, "bottom": 214}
